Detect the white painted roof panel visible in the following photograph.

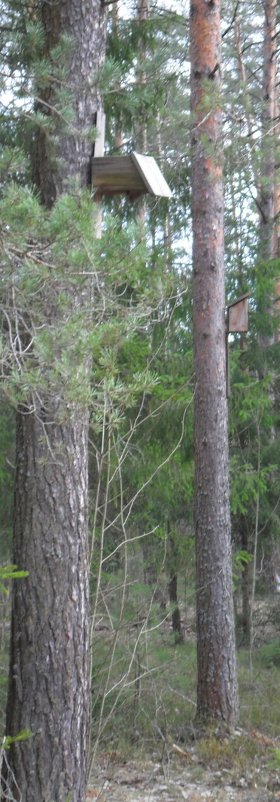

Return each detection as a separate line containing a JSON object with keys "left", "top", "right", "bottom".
{"left": 131, "top": 152, "right": 172, "bottom": 198}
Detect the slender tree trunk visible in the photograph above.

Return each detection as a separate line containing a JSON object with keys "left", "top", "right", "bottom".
{"left": 259, "top": 0, "right": 278, "bottom": 262}
{"left": 190, "top": 0, "right": 238, "bottom": 728}
{"left": 136, "top": 0, "right": 149, "bottom": 225}
{"left": 234, "top": 17, "right": 259, "bottom": 191}
{"left": 4, "top": 2, "right": 106, "bottom": 801}
{"left": 168, "top": 573, "right": 184, "bottom": 644}
{"left": 137, "top": 0, "right": 149, "bottom": 155}
{"left": 240, "top": 518, "right": 251, "bottom": 645}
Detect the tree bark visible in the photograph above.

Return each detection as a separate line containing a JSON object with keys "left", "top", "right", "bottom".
{"left": 135, "top": 0, "right": 149, "bottom": 226}
{"left": 6, "top": 411, "right": 90, "bottom": 802}
{"left": 190, "top": 0, "right": 238, "bottom": 728}
{"left": 240, "top": 518, "right": 251, "bottom": 645}
{"left": 259, "top": 0, "right": 278, "bottom": 261}
{"left": 259, "top": 0, "right": 280, "bottom": 345}
{"left": 136, "top": 0, "right": 149, "bottom": 155}
{"left": 168, "top": 573, "right": 184, "bottom": 644}
{"left": 4, "top": 2, "right": 106, "bottom": 801}
{"left": 33, "top": 0, "right": 106, "bottom": 207}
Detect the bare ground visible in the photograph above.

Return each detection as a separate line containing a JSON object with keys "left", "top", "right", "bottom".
{"left": 87, "top": 737, "right": 280, "bottom": 802}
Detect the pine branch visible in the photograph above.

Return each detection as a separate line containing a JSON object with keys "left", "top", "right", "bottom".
{"left": 222, "top": 0, "right": 240, "bottom": 40}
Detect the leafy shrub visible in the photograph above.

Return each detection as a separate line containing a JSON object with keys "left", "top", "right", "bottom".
{"left": 259, "top": 640, "right": 280, "bottom": 667}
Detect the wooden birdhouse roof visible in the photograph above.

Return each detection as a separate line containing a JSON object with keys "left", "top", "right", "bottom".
{"left": 92, "top": 151, "right": 172, "bottom": 199}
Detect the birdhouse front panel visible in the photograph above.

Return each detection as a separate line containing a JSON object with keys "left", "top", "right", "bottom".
{"left": 92, "top": 156, "right": 146, "bottom": 194}
{"left": 227, "top": 296, "right": 249, "bottom": 332}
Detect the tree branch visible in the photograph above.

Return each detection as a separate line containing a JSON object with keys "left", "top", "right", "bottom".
{"left": 222, "top": 0, "right": 240, "bottom": 39}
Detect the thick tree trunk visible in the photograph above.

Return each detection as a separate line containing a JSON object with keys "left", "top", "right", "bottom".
{"left": 190, "top": 0, "right": 238, "bottom": 728}
{"left": 33, "top": 0, "right": 106, "bottom": 207}
{"left": 4, "top": 2, "right": 106, "bottom": 801}
{"left": 6, "top": 410, "right": 90, "bottom": 802}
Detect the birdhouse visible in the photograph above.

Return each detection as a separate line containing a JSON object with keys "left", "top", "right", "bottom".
{"left": 92, "top": 152, "right": 172, "bottom": 199}
{"left": 91, "top": 110, "right": 171, "bottom": 200}
{"left": 227, "top": 293, "right": 249, "bottom": 333}
{"left": 226, "top": 293, "right": 250, "bottom": 398}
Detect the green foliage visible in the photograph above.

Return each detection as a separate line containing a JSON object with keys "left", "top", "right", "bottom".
{"left": 258, "top": 641, "right": 280, "bottom": 668}
{"left": 0, "top": 147, "right": 28, "bottom": 180}
{"left": 91, "top": 609, "right": 197, "bottom": 754}
{"left": 238, "top": 646, "right": 280, "bottom": 737}
{"left": 0, "top": 565, "right": 28, "bottom": 595}
{"left": 230, "top": 456, "right": 276, "bottom": 517}
{"left": 105, "top": 11, "right": 178, "bottom": 130}
{"left": 0, "top": 183, "right": 43, "bottom": 234}
{"left": 269, "top": 748, "right": 280, "bottom": 769}
{"left": 0, "top": 182, "right": 167, "bottom": 415}
{"left": 233, "top": 549, "right": 252, "bottom": 590}
{"left": 91, "top": 580, "right": 280, "bottom": 758}
{"left": 14, "top": 24, "right": 45, "bottom": 70}
{"left": 2, "top": 729, "right": 33, "bottom": 749}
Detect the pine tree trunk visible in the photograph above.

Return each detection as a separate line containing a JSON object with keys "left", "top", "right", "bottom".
{"left": 190, "top": 0, "right": 238, "bottom": 728}
{"left": 259, "top": 0, "right": 278, "bottom": 262}
{"left": 168, "top": 574, "right": 184, "bottom": 644}
{"left": 240, "top": 520, "right": 251, "bottom": 645}
{"left": 33, "top": 0, "right": 106, "bottom": 206}
{"left": 4, "top": 2, "right": 106, "bottom": 800}
{"left": 259, "top": 0, "right": 280, "bottom": 347}
{"left": 135, "top": 0, "right": 149, "bottom": 226}
{"left": 6, "top": 411, "right": 90, "bottom": 802}
{"left": 136, "top": 0, "right": 149, "bottom": 154}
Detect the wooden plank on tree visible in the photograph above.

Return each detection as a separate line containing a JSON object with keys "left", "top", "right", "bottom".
{"left": 131, "top": 152, "right": 172, "bottom": 197}
{"left": 94, "top": 109, "right": 106, "bottom": 157}
{"left": 227, "top": 293, "right": 249, "bottom": 332}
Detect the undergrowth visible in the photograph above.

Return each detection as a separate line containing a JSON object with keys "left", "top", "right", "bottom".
{"left": 196, "top": 732, "right": 268, "bottom": 771}
{"left": 91, "top": 584, "right": 280, "bottom": 759}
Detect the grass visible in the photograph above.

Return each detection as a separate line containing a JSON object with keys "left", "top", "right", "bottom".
{"left": 239, "top": 650, "right": 280, "bottom": 737}
{"left": 258, "top": 639, "right": 280, "bottom": 667}
{"left": 91, "top": 578, "right": 280, "bottom": 761}
{"left": 196, "top": 732, "right": 267, "bottom": 772}
{"left": 2, "top": 568, "right": 280, "bottom": 774}
{"left": 91, "top": 621, "right": 197, "bottom": 754}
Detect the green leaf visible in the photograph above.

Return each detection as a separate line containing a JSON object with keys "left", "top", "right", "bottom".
{"left": 0, "top": 564, "right": 29, "bottom": 585}
{"left": 3, "top": 729, "right": 33, "bottom": 749}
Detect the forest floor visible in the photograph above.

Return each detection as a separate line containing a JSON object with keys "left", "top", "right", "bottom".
{"left": 88, "top": 731, "right": 280, "bottom": 802}
{"left": 87, "top": 597, "right": 280, "bottom": 802}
